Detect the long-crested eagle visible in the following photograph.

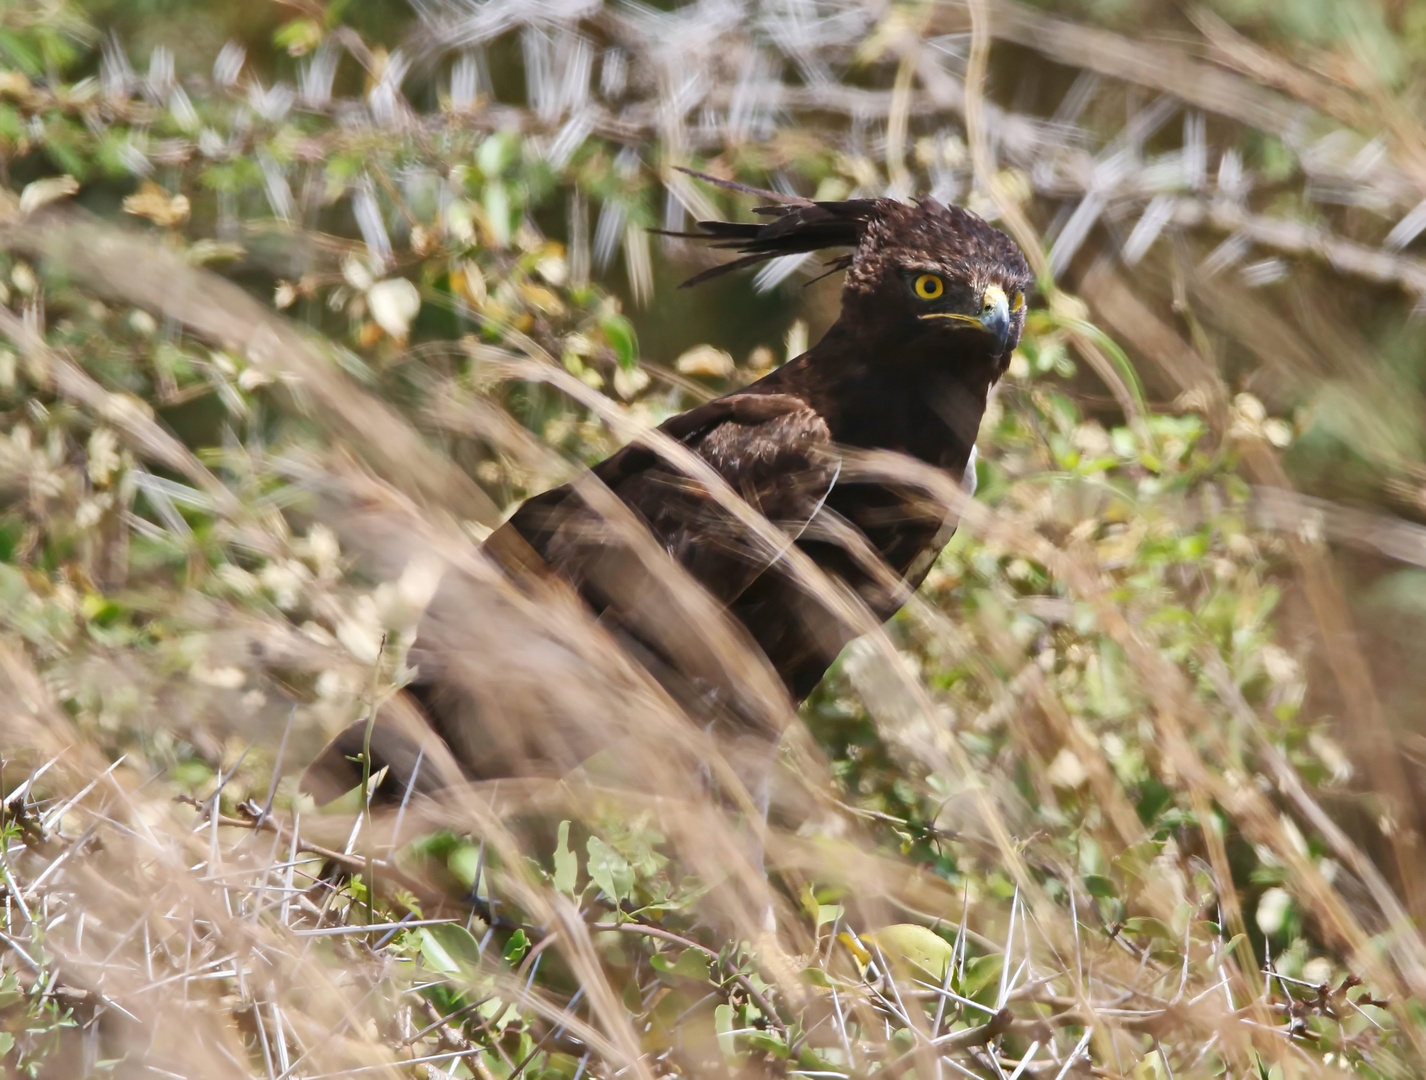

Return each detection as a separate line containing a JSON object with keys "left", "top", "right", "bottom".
{"left": 303, "top": 174, "right": 1033, "bottom": 808}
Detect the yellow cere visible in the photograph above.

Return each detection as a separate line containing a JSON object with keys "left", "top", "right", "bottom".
{"left": 914, "top": 273, "right": 944, "bottom": 300}
{"left": 982, "top": 284, "right": 1007, "bottom": 313}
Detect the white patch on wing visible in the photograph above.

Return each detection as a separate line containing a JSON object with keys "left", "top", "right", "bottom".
{"left": 961, "top": 444, "right": 979, "bottom": 497}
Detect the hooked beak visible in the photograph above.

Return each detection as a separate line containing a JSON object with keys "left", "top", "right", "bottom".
{"left": 919, "top": 284, "right": 1012, "bottom": 355}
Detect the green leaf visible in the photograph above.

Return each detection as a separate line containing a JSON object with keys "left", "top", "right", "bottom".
{"left": 714, "top": 1003, "right": 742, "bottom": 1061}
{"left": 1122, "top": 917, "right": 1174, "bottom": 941}
{"left": 599, "top": 312, "right": 638, "bottom": 371}
{"left": 553, "top": 820, "right": 579, "bottom": 896}
{"left": 586, "top": 835, "right": 634, "bottom": 904}
{"left": 650, "top": 947, "right": 711, "bottom": 982}
{"left": 1134, "top": 778, "right": 1173, "bottom": 825}
{"left": 447, "top": 842, "right": 485, "bottom": 891}
{"left": 418, "top": 923, "right": 482, "bottom": 975}
{"left": 274, "top": 18, "right": 323, "bottom": 56}
{"left": 1132, "top": 1049, "right": 1170, "bottom": 1080}
{"left": 1219, "top": 933, "right": 1249, "bottom": 968}
{"left": 797, "top": 1044, "right": 839, "bottom": 1072}
{"left": 477, "top": 131, "right": 520, "bottom": 177}
{"left": 864, "top": 924, "right": 955, "bottom": 982}
{"left": 958, "top": 953, "right": 1003, "bottom": 998}
{"left": 538, "top": 1052, "right": 583, "bottom": 1080}
{"left": 1082, "top": 873, "right": 1117, "bottom": 898}
{"left": 504, "top": 928, "right": 530, "bottom": 965}
{"left": 744, "top": 1030, "right": 788, "bottom": 1057}
{"left": 484, "top": 180, "right": 512, "bottom": 247}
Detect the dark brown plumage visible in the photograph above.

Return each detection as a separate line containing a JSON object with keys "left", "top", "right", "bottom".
{"left": 302, "top": 174, "right": 1032, "bottom": 806}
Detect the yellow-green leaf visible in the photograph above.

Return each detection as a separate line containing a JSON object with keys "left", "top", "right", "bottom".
{"left": 864, "top": 924, "right": 955, "bottom": 982}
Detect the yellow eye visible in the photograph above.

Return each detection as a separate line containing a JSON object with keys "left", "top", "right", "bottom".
{"left": 1010, "top": 290, "right": 1025, "bottom": 313}
{"left": 914, "top": 274, "right": 944, "bottom": 300}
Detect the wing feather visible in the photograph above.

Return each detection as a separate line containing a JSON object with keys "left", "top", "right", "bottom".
{"left": 492, "top": 393, "right": 839, "bottom": 612}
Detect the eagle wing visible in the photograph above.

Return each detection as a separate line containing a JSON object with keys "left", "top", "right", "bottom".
{"left": 493, "top": 392, "right": 840, "bottom": 611}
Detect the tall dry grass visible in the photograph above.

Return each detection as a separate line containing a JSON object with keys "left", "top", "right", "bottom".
{"left": 1, "top": 0, "right": 1426, "bottom": 1076}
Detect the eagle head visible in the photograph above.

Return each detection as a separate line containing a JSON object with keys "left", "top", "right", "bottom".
{"left": 841, "top": 199, "right": 1032, "bottom": 367}
{"left": 671, "top": 172, "right": 1033, "bottom": 371}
